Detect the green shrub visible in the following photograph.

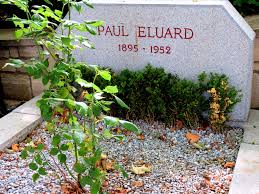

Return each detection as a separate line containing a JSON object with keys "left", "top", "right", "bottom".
{"left": 198, "top": 72, "right": 242, "bottom": 130}
{"left": 230, "top": 0, "right": 258, "bottom": 16}
{"left": 81, "top": 65, "right": 241, "bottom": 129}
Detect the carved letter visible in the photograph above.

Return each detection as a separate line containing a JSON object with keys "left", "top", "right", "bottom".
{"left": 98, "top": 26, "right": 104, "bottom": 35}
{"left": 105, "top": 26, "right": 113, "bottom": 36}
{"left": 184, "top": 28, "right": 194, "bottom": 39}
{"left": 164, "top": 27, "right": 173, "bottom": 39}
{"left": 138, "top": 27, "right": 146, "bottom": 38}
{"left": 174, "top": 28, "right": 183, "bottom": 39}
{"left": 122, "top": 26, "right": 129, "bottom": 36}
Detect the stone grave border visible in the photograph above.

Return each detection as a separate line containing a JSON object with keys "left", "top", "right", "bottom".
{"left": 0, "top": 94, "right": 258, "bottom": 193}
{"left": 0, "top": 95, "right": 42, "bottom": 150}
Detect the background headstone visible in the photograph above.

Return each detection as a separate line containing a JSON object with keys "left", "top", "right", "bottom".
{"left": 68, "top": 0, "right": 255, "bottom": 121}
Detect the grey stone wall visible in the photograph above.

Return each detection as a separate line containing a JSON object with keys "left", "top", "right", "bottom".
{"left": 0, "top": 39, "right": 44, "bottom": 101}
{"left": 252, "top": 30, "right": 259, "bottom": 108}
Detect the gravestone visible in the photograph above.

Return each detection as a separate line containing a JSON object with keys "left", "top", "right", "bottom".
{"left": 68, "top": 0, "right": 255, "bottom": 122}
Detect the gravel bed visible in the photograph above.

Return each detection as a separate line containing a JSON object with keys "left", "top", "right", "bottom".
{"left": 0, "top": 120, "right": 243, "bottom": 194}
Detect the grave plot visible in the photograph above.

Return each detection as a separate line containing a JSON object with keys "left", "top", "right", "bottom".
{"left": 0, "top": 0, "right": 257, "bottom": 193}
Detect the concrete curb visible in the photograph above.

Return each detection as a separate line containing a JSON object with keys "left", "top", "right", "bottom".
{"left": 0, "top": 95, "right": 42, "bottom": 150}
{"left": 229, "top": 109, "right": 259, "bottom": 194}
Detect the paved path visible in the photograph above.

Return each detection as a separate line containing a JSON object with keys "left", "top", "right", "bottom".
{"left": 229, "top": 109, "right": 259, "bottom": 194}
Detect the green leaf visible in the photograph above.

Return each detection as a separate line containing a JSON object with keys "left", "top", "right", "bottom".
{"left": 38, "top": 167, "right": 47, "bottom": 175}
{"left": 20, "top": 150, "right": 28, "bottom": 159}
{"left": 52, "top": 135, "right": 61, "bottom": 146}
{"left": 90, "top": 180, "right": 101, "bottom": 194}
{"left": 99, "top": 70, "right": 111, "bottom": 81}
{"left": 34, "top": 154, "right": 43, "bottom": 165}
{"left": 75, "top": 78, "right": 101, "bottom": 92}
{"left": 63, "top": 133, "right": 72, "bottom": 140}
{"left": 58, "top": 87, "right": 69, "bottom": 98}
{"left": 82, "top": 40, "right": 94, "bottom": 48}
{"left": 4, "top": 59, "right": 25, "bottom": 68}
{"left": 42, "top": 75, "right": 49, "bottom": 85}
{"left": 114, "top": 95, "right": 130, "bottom": 109}
{"left": 37, "top": 143, "right": 44, "bottom": 151}
{"left": 15, "top": 29, "right": 23, "bottom": 39}
{"left": 103, "top": 86, "right": 118, "bottom": 94}
{"left": 92, "top": 103, "right": 101, "bottom": 116}
{"left": 32, "top": 173, "right": 40, "bottom": 182}
{"left": 73, "top": 131, "right": 85, "bottom": 144}
{"left": 29, "top": 162, "right": 38, "bottom": 171}
{"left": 103, "top": 116, "right": 119, "bottom": 127}
{"left": 103, "top": 129, "right": 112, "bottom": 139}
{"left": 87, "top": 20, "right": 104, "bottom": 27}
{"left": 49, "top": 148, "right": 59, "bottom": 156}
{"left": 113, "top": 135, "right": 125, "bottom": 141}
{"left": 116, "top": 163, "right": 128, "bottom": 178}
{"left": 80, "top": 176, "right": 92, "bottom": 187}
{"left": 61, "top": 36, "right": 71, "bottom": 46}
{"left": 74, "top": 162, "right": 86, "bottom": 173}
{"left": 119, "top": 120, "right": 140, "bottom": 134}
{"left": 82, "top": 0, "right": 94, "bottom": 8}
{"left": 43, "top": 0, "right": 53, "bottom": 6}
{"left": 60, "top": 144, "right": 69, "bottom": 151}
{"left": 58, "top": 153, "right": 67, "bottom": 164}
{"left": 75, "top": 102, "right": 88, "bottom": 116}
{"left": 78, "top": 147, "right": 87, "bottom": 156}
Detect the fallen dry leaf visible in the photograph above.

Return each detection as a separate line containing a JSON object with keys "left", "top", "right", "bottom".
{"left": 159, "top": 134, "right": 167, "bottom": 141}
{"left": 131, "top": 181, "right": 144, "bottom": 187}
{"left": 186, "top": 132, "right": 200, "bottom": 144}
{"left": 176, "top": 120, "right": 184, "bottom": 129}
{"left": 137, "top": 133, "right": 145, "bottom": 140}
{"left": 111, "top": 187, "right": 128, "bottom": 194}
{"left": 102, "top": 180, "right": 109, "bottom": 187}
{"left": 11, "top": 144, "right": 20, "bottom": 152}
{"left": 101, "top": 160, "right": 114, "bottom": 171}
{"left": 112, "top": 127, "right": 122, "bottom": 134}
{"left": 224, "top": 161, "right": 235, "bottom": 168}
{"left": 131, "top": 164, "right": 152, "bottom": 175}
{"left": 101, "top": 153, "right": 108, "bottom": 160}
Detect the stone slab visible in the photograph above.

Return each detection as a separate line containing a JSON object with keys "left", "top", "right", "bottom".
{"left": 66, "top": 0, "right": 255, "bottom": 122}
{"left": 31, "top": 79, "right": 45, "bottom": 97}
{"left": 0, "top": 112, "right": 42, "bottom": 150}
{"left": 13, "top": 95, "right": 41, "bottom": 116}
{"left": 255, "top": 38, "right": 259, "bottom": 62}
{"left": 243, "top": 110, "right": 259, "bottom": 144}
{"left": 255, "top": 62, "right": 259, "bottom": 72}
{"left": 252, "top": 73, "right": 259, "bottom": 108}
{"left": 0, "top": 73, "right": 32, "bottom": 100}
{"left": 229, "top": 143, "right": 259, "bottom": 194}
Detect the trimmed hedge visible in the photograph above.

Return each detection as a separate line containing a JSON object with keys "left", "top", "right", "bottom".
{"left": 80, "top": 65, "right": 241, "bottom": 129}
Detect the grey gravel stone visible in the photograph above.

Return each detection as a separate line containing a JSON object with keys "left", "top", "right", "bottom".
{"left": 0, "top": 120, "right": 243, "bottom": 193}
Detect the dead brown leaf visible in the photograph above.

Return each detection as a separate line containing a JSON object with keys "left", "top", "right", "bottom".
{"left": 176, "top": 120, "right": 184, "bottom": 129}
{"left": 186, "top": 133, "right": 200, "bottom": 144}
{"left": 159, "top": 134, "right": 167, "bottom": 141}
{"left": 224, "top": 161, "right": 235, "bottom": 168}
{"left": 11, "top": 144, "right": 20, "bottom": 152}
{"left": 101, "top": 160, "right": 114, "bottom": 171}
{"left": 131, "top": 181, "right": 144, "bottom": 187}
{"left": 137, "top": 133, "right": 145, "bottom": 140}
{"left": 131, "top": 164, "right": 152, "bottom": 175}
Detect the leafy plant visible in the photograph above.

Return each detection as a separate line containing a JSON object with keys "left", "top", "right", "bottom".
{"left": 198, "top": 72, "right": 242, "bottom": 131}
{"left": 230, "top": 0, "right": 258, "bottom": 16}
{"left": 81, "top": 65, "right": 241, "bottom": 129}
{"left": 1, "top": 0, "right": 140, "bottom": 193}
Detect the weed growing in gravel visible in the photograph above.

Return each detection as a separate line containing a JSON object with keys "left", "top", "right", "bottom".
{"left": 1, "top": 0, "right": 140, "bottom": 193}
